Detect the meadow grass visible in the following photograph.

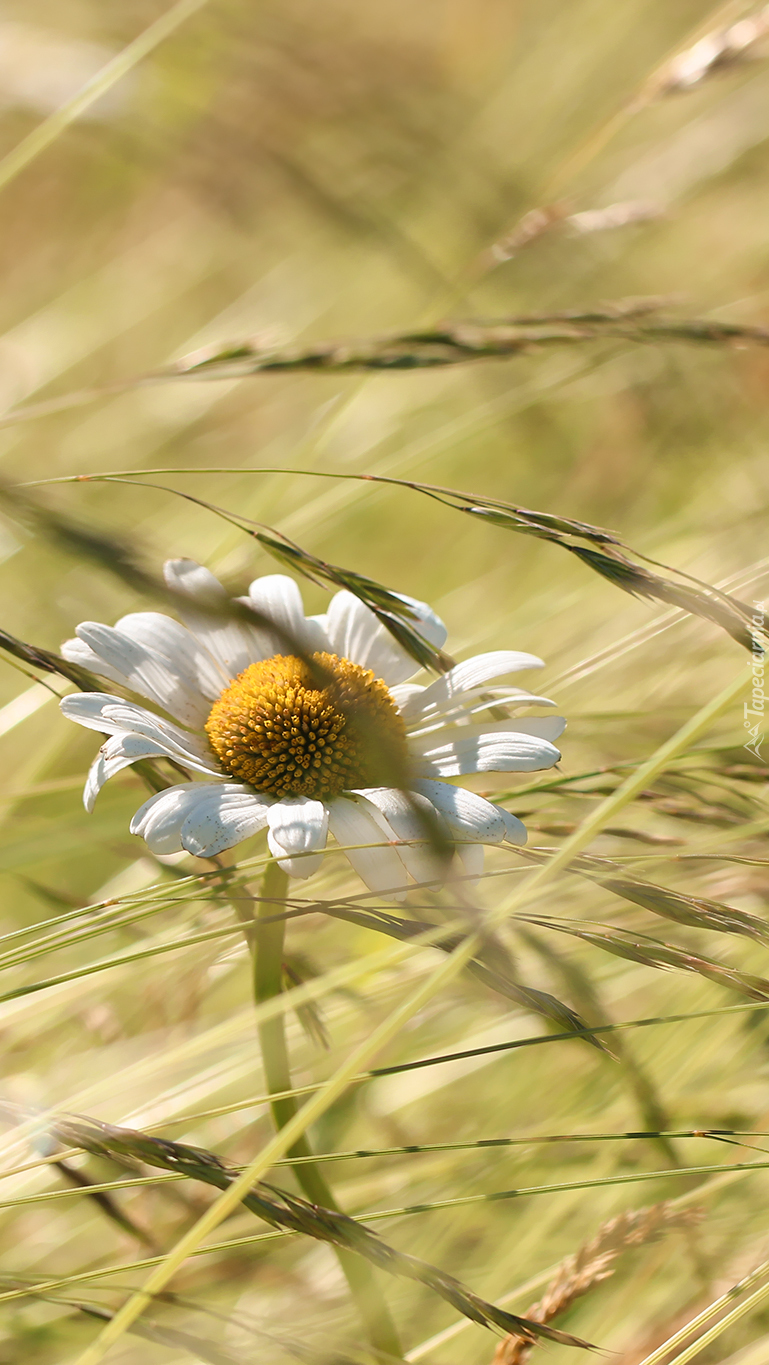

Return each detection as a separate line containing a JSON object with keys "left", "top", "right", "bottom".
{"left": 0, "top": 2, "right": 769, "bottom": 1362}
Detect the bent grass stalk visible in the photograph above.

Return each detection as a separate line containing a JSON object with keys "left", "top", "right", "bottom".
{"left": 0, "top": 1160, "right": 751, "bottom": 1314}
{"left": 19, "top": 468, "right": 762, "bottom": 655}
{"left": 72, "top": 666, "right": 750, "bottom": 1365}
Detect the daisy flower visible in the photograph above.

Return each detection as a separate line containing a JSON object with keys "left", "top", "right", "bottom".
{"left": 59, "top": 560, "right": 565, "bottom": 895}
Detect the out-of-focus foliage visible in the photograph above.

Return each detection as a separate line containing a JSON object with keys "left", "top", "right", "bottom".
{"left": 0, "top": 2, "right": 769, "bottom": 1363}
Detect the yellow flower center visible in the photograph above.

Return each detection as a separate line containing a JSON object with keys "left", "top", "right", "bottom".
{"left": 205, "top": 652, "right": 409, "bottom": 799}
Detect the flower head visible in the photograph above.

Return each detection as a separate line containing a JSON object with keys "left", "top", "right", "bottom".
{"left": 60, "top": 560, "right": 565, "bottom": 896}
{"left": 204, "top": 651, "right": 409, "bottom": 797}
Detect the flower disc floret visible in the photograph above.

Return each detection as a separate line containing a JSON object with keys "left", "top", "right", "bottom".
{"left": 204, "top": 651, "right": 409, "bottom": 799}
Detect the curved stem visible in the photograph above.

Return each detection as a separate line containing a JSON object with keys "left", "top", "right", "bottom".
{"left": 254, "top": 859, "right": 403, "bottom": 1361}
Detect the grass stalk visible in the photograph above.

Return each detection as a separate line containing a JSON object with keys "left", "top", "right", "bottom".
{"left": 634, "top": 1258, "right": 769, "bottom": 1365}
{"left": 0, "top": 0, "right": 210, "bottom": 199}
{"left": 254, "top": 858, "right": 403, "bottom": 1361}
{"left": 71, "top": 667, "right": 752, "bottom": 1365}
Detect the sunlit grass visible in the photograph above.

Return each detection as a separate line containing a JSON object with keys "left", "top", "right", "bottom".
{"left": 0, "top": 2, "right": 768, "bottom": 1363}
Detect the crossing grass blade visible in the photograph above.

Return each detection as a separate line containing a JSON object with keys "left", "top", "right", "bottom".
{"left": 32, "top": 1109, "right": 595, "bottom": 1351}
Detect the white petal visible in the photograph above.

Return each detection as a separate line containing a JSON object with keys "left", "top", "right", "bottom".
{"left": 130, "top": 783, "right": 218, "bottom": 854}
{"left": 74, "top": 622, "right": 209, "bottom": 726}
{"left": 324, "top": 590, "right": 446, "bottom": 685}
{"left": 411, "top": 779, "right": 508, "bottom": 843}
{"left": 164, "top": 557, "right": 228, "bottom": 605}
{"left": 60, "top": 693, "right": 221, "bottom": 774}
{"left": 390, "top": 683, "right": 426, "bottom": 712}
{"left": 411, "top": 780, "right": 527, "bottom": 848}
{"left": 326, "top": 796, "right": 410, "bottom": 897}
{"left": 353, "top": 787, "right": 445, "bottom": 885}
{"left": 247, "top": 573, "right": 305, "bottom": 627}
{"left": 61, "top": 636, "right": 128, "bottom": 689}
{"left": 66, "top": 628, "right": 217, "bottom": 711}
{"left": 398, "top": 652, "right": 545, "bottom": 721}
{"left": 163, "top": 558, "right": 264, "bottom": 678}
{"left": 181, "top": 788, "right": 273, "bottom": 857}
{"left": 84, "top": 733, "right": 172, "bottom": 812}
{"left": 391, "top": 593, "right": 447, "bottom": 649}
{"left": 306, "top": 612, "right": 332, "bottom": 649}
{"left": 404, "top": 687, "right": 559, "bottom": 734}
{"left": 458, "top": 842, "right": 485, "bottom": 884}
{"left": 190, "top": 617, "right": 265, "bottom": 680}
{"left": 130, "top": 782, "right": 270, "bottom": 856}
{"left": 115, "top": 612, "right": 228, "bottom": 703}
{"left": 410, "top": 716, "right": 566, "bottom": 756}
{"left": 414, "top": 731, "right": 562, "bottom": 777}
{"left": 320, "top": 591, "right": 381, "bottom": 667}
{"left": 266, "top": 797, "right": 329, "bottom": 879}
{"left": 501, "top": 689, "right": 558, "bottom": 708}
{"left": 243, "top": 574, "right": 327, "bottom": 657}
{"left": 61, "top": 690, "right": 163, "bottom": 735}
{"left": 497, "top": 805, "right": 528, "bottom": 846}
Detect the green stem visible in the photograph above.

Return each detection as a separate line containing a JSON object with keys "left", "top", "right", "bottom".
{"left": 253, "top": 859, "right": 403, "bottom": 1361}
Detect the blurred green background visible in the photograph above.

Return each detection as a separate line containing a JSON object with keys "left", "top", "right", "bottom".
{"left": 1, "top": 2, "right": 769, "bottom": 1362}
